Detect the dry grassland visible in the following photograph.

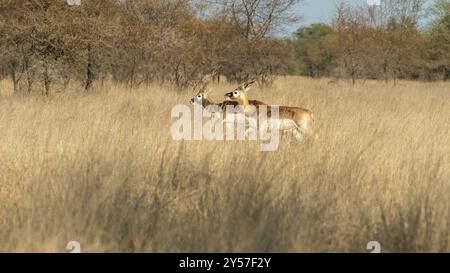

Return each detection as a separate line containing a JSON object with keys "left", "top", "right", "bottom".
{"left": 0, "top": 77, "right": 449, "bottom": 252}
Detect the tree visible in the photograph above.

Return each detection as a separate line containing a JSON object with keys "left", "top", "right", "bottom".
{"left": 214, "top": 0, "right": 300, "bottom": 85}
{"left": 368, "top": 0, "right": 426, "bottom": 84}
{"left": 0, "top": 0, "right": 119, "bottom": 94}
{"left": 224, "top": 0, "right": 299, "bottom": 39}
{"left": 425, "top": 0, "right": 450, "bottom": 80}
{"left": 332, "top": 2, "right": 373, "bottom": 84}
{"left": 290, "top": 24, "right": 336, "bottom": 77}
{"left": 0, "top": 1, "right": 72, "bottom": 94}
{"left": 328, "top": 0, "right": 426, "bottom": 84}
{"left": 385, "top": 16, "right": 423, "bottom": 84}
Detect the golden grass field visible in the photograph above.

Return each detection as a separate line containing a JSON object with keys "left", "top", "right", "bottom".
{"left": 0, "top": 77, "right": 449, "bottom": 252}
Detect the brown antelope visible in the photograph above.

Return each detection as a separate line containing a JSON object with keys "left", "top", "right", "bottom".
{"left": 190, "top": 82, "right": 269, "bottom": 140}
{"left": 190, "top": 81, "right": 266, "bottom": 115}
{"left": 224, "top": 80, "right": 314, "bottom": 141}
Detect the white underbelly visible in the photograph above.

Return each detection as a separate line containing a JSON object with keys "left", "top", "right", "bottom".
{"left": 263, "top": 119, "right": 297, "bottom": 131}
{"left": 220, "top": 115, "right": 299, "bottom": 133}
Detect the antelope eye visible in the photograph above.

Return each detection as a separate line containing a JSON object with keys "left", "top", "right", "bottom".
{"left": 197, "top": 95, "right": 202, "bottom": 99}
{"left": 233, "top": 91, "right": 239, "bottom": 96}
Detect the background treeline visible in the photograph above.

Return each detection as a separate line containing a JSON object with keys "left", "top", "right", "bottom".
{"left": 0, "top": 0, "right": 298, "bottom": 94}
{"left": 289, "top": 0, "right": 450, "bottom": 84}
{"left": 0, "top": 0, "right": 449, "bottom": 95}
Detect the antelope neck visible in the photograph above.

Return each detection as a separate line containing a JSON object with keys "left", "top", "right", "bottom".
{"left": 202, "top": 98, "right": 216, "bottom": 108}
{"left": 240, "top": 94, "right": 250, "bottom": 108}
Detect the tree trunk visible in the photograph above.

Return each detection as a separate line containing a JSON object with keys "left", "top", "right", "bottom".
{"left": 174, "top": 62, "right": 181, "bottom": 89}
{"left": 383, "top": 61, "right": 388, "bottom": 84}
{"left": 351, "top": 69, "right": 356, "bottom": 85}
{"left": 26, "top": 66, "right": 33, "bottom": 94}
{"left": 130, "top": 65, "right": 135, "bottom": 89}
{"left": 43, "top": 60, "right": 51, "bottom": 96}
{"left": 393, "top": 70, "right": 398, "bottom": 87}
{"left": 85, "top": 44, "right": 95, "bottom": 91}
{"left": 26, "top": 74, "right": 32, "bottom": 94}
{"left": 10, "top": 67, "right": 19, "bottom": 94}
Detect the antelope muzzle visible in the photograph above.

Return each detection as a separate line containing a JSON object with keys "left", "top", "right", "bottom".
{"left": 224, "top": 92, "right": 234, "bottom": 99}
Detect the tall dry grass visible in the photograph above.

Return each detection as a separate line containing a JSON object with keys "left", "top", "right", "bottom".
{"left": 0, "top": 77, "right": 449, "bottom": 252}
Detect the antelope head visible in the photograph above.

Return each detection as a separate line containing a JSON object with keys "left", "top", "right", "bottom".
{"left": 190, "top": 81, "right": 210, "bottom": 105}
{"left": 224, "top": 80, "right": 256, "bottom": 105}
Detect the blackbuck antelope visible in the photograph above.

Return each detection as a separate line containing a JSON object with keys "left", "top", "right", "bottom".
{"left": 190, "top": 82, "right": 266, "bottom": 114}
{"left": 190, "top": 82, "right": 268, "bottom": 138}
{"left": 191, "top": 82, "right": 236, "bottom": 112}
{"left": 224, "top": 81, "right": 314, "bottom": 141}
